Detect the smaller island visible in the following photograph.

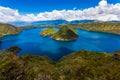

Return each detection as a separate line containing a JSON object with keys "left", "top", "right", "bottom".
{"left": 40, "top": 28, "right": 57, "bottom": 37}
{"left": 40, "top": 26, "right": 79, "bottom": 41}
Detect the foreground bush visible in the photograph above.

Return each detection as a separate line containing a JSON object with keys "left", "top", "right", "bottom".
{"left": 0, "top": 47, "right": 120, "bottom": 80}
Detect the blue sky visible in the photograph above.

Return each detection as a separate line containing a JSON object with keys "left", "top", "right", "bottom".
{"left": 0, "top": 0, "right": 120, "bottom": 22}
{"left": 0, "top": 0, "right": 120, "bottom": 14}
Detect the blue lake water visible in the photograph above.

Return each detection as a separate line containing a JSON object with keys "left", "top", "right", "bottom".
{"left": 0, "top": 28, "right": 120, "bottom": 61}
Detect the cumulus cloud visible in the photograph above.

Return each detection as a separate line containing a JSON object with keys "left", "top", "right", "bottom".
{"left": 0, "top": 0, "right": 120, "bottom": 22}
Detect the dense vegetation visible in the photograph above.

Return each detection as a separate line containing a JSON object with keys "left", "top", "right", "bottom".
{"left": 0, "top": 24, "right": 21, "bottom": 42}
{"left": 1, "top": 46, "right": 120, "bottom": 80}
{"left": 40, "top": 28, "right": 57, "bottom": 36}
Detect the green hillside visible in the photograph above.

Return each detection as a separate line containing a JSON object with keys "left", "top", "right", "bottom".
{"left": 71, "top": 22, "right": 120, "bottom": 34}
{"left": 0, "top": 24, "right": 21, "bottom": 42}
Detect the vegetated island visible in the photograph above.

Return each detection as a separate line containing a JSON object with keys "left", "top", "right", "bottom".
{"left": 0, "top": 24, "right": 21, "bottom": 42}
{"left": 40, "top": 28, "right": 57, "bottom": 37}
{"left": 40, "top": 26, "right": 79, "bottom": 41}
{"left": 1, "top": 46, "right": 120, "bottom": 80}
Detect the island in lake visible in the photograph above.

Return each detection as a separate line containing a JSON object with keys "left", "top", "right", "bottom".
{"left": 40, "top": 26, "right": 79, "bottom": 41}
{"left": 40, "top": 28, "right": 57, "bottom": 37}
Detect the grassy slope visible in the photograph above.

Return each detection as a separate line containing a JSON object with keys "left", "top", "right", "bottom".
{"left": 1, "top": 47, "right": 120, "bottom": 80}
{"left": 0, "top": 24, "right": 21, "bottom": 41}
{"left": 70, "top": 22, "right": 120, "bottom": 34}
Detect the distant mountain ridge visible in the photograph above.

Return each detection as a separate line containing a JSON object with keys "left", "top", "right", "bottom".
{"left": 8, "top": 20, "right": 120, "bottom": 27}
{"left": 8, "top": 20, "right": 96, "bottom": 27}
{"left": 32, "top": 20, "right": 68, "bottom": 26}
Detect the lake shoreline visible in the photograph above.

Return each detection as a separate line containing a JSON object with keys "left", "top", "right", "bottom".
{"left": 1, "top": 27, "right": 120, "bottom": 40}
{"left": 1, "top": 28, "right": 120, "bottom": 61}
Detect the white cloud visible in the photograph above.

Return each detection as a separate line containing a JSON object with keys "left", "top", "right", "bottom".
{"left": 99, "top": 0, "right": 108, "bottom": 7}
{"left": 0, "top": 0, "right": 120, "bottom": 22}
